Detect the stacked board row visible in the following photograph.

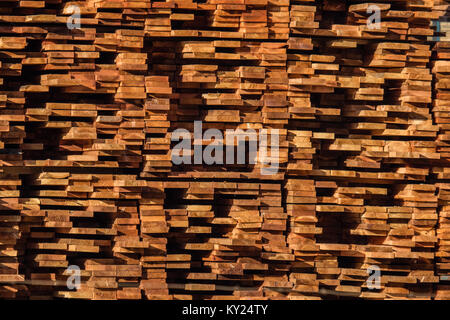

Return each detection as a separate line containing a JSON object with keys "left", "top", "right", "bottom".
{"left": 0, "top": 0, "right": 449, "bottom": 299}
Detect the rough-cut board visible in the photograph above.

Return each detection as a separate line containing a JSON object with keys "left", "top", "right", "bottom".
{"left": 0, "top": 0, "right": 449, "bottom": 300}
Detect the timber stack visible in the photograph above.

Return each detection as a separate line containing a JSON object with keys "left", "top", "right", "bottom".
{"left": 0, "top": 0, "right": 448, "bottom": 300}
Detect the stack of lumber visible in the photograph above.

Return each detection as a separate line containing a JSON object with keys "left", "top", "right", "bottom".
{"left": 433, "top": 0, "right": 450, "bottom": 300}
{"left": 0, "top": 0, "right": 449, "bottom": 300}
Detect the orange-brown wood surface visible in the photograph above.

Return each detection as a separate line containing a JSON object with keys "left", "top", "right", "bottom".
{"left": 0, "top": 0, "right": 449, "bottom": 300}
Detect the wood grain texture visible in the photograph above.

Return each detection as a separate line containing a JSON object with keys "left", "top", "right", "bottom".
{"left": 0, "top": 0, "right": 448, "bottom": 300}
